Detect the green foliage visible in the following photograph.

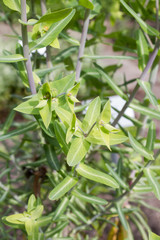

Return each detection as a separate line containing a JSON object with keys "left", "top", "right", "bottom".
{"left": 1, "top": 0, "right": 160, "bottom": 239}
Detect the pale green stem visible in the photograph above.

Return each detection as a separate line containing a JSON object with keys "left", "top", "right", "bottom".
{"left": 21, "top": 0, "right": 36, "bottom": 94}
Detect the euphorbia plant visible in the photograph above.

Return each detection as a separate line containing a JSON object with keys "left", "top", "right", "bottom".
{"left": 1, "top": 0, "right": 160, "bottom": 239}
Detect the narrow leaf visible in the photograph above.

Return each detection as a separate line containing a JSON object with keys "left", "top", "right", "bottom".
{"left": 94, "top": 63, "right": 127, "bottom": 100}
{"left": 67, "top": 137, "right": 90, "bottom": 166}
{"left": 0, "top": 122, "right": 37, "bottom": 141}
{"left": 83, "top": 55, "right": 138, "bottom": 60}
{"left": 44, "top": 144, "right": 60, "bottom": 171}
{"left": 136, "top": 29, "right": 149, "bottom": 71}
{"left": 128, "top": 132, "right": 154, "bottom": 160}
{"left": 115, "top": 203, "right": 128, "bottom": 230}
{"left": 53, "top": 197, "right": 69, "bottom": 220}
{"left": 144, "top": 168, "right": 160, "bottom": 200}
{"left": 29, "top": 9, "right": 75, "bottom": 51}
{"left": 0, "top": 54, "right": 27, "bottom": 63}
{"left": 146, "top": 121, "right": 156, "bottom": 152}
{"left": 105, "top": 163, "right": 128, "bottom": 189}
{"left": 130, "top": 102, "right": 160, "bottom": 120}
{"left": 82, "top": 97, "right": 101, "bottom": 133}
{"left": 49, "top": 176, "right": 77, "bottom": 200}
{"left": 76, "top": 163, "right": 119, "bottom": 188}
{"left": 120, "top": 0, "right": 159, "bottom": 36}
{"left": 60, "top": 32, "right": 80, "bottom": 46}
{"left": 100, "top": 100, "right": 111, "bottom": 123}
{"left": 54, "top": 121, "right": 70, "bottom": 155}
{"left": 137, "top": 79, "right": 159, "bottom": 107}
{"left": 72, "top": 189, "right": 108, "bottom": 205}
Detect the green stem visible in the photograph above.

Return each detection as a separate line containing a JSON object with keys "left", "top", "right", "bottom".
{"left": 21, "top": 0, "right": 36, "bottom": 94}
{"left": 76, "top": 7, "right": 91, "bottom": 82}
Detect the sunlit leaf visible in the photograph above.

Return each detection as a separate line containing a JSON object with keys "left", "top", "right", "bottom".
{"left": 67, "top": 137, "right": 90, "bottom": 166}
{"left": 128, "top": 132, "right": 154, "bottom": 160}
{"left": 144, "top": 168, "right": 160, "bottom": 200}
{"left": 76, "top": 163, "right": 119, "bottom": 188}
{"left": 49, "top": 176, "right": 78, "bottom": 200}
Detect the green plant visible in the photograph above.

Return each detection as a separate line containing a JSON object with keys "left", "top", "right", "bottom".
{"left": 0, "top": 0, "right": 160, "bottom": 239}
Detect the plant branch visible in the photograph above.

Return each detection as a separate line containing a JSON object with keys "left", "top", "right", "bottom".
{"left": 112, "top": 40, "right": 160, "bottom": 127}
{"left": 75, "top": 7, "right": 91, "bottom": 82}
{"left": 21, "top": 0, "right": 36, "bottom": 94}
{"left": 40, "top": 0, "right": 53, "bottom": 68}
{"left": 156, "top": 0, "right": 159, "bottom": 32}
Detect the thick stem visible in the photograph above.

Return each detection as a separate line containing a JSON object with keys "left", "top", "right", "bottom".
{"left": 75, "top": 9, "right": 90, "bottom": 82}
{"left": 112, "top": 40, "right": 159, "bottom": 127}
{"left": 21, "top": 0, "right": 36, "bottom": 94}
{"left": 40, "top": 0, "right": 53, "bottom": 68}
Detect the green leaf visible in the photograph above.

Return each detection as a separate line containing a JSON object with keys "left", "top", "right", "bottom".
{"left": 31, "top": 205, "right": 44, "bottom": 220}
{"left": 94, "top": 63, "right": 127, "bottom": 100}
{"left": 29, "top": 9, "right": 75, "bottom": 51}
{"left": 44, "top": 144, "right": 60, "bottom": 171}
{"left": 5, "top": 214, "right": 25, "bottom": 225}
{"left": 55, "top": 107, "right": 72, "bottom": 128}
{"left": 14, "top": 95, "right": 39, "bottom": 115}
{"left": 66, "top": 114, "right": 77, "bottom": 143}
{"left": 52, "top": 197, "right": 69, "bottom": 221}
{"left": 2, "top": 110, "right": 15, "bottom": 134}
{"left": 69, "top": 204, "right": 88, "bottom": 224}
{"left": 54, "top": 121, "right": 70, "bottom": 155}
{"left": 79, "top": 0, "right": 94, "bottom": 10}
{"left": 146, "top": 121, "right": 156, "bottom": 152}
{"left": 86, "top": 126, "right": 128, "bottom": 146}
{"left": 35, "top": 115, "right": 55, "bottom": 138}
{"left": 83, "top": 55, "right": 138, "bottom": 60}
{"left": 67, "top": 137, "right": 90, "bottom": 166}
{"left": 130, "top": 215, "right": 148, "bottom": 240}
{"left": 72, "top": 189, "right": 108, "bottom": 205}
{"left": 137, "top": 80, "right": 159, "bottom": 107}
{"left": 136, "top": 29, "right": 149, "bottom": 71}
{"left": 109, "top": 133, "right": 128, "bottom": 145}
{"left": 144, "top": 168, "right": 160, "bottom": 200}
{"left": 45, "top": 222, "right": 68, "bottom": 238}
{"left": 128, "top": 132, "right": 154, "bottom": 160}
{"left": 60, "top": 32, "right": 80, "bottom": 46}
{"left": 37, "top": 8, "right": 73, "bottom": 24}
{"left": 25, "top": 219, "right": 38, "bottom": 240}
{"left": 18, "top": 19, "right": 37, "bottom": 26}
{"left": 0, "top": 54, "right": 27, "bottom": 63}
{"left": 149, "top": 231, "right": 160, "bottom": 240}
{"left": 0, "top": 122, "right": 37, "bottom": 141}
{"left": 82, "top": 97, "right": 101, "bottom": 133}
{"left": 49, "top": 176, "right": 77, "bottom": 200}
{"left": 39, "top": 100, "right": 52, "bottom": 129}
{"left": 27, "top": 195, "right": 36, "bottom": 213}
{"left": 105, "top": 163, "right": 128, "bottom": 189}
{"left": 120, "top": 0, "right": 159, "bottom": 36}
{"left": 3, "top": 0, "right": 29, "bottom": 13}
{"left": 130, "top": 102, "right": 160, "bottom": 120}
{"left": 50, "top": 73, "right": 75, "bottom": 95}
{"left": 100, "top": 100, "right": 111, "bottom": 123}
{"left": 76, "top": 163, "right": 119, "bottom": 188}
{"left": 115, "top": 203, "right": 128, "bottom": 230}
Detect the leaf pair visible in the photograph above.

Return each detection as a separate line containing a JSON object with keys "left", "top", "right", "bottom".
{"left": 49, "top": 163, "right": 119, "bottom": 201}
{"left": 3, "top": 195, "right": 43, "bottom": 240}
